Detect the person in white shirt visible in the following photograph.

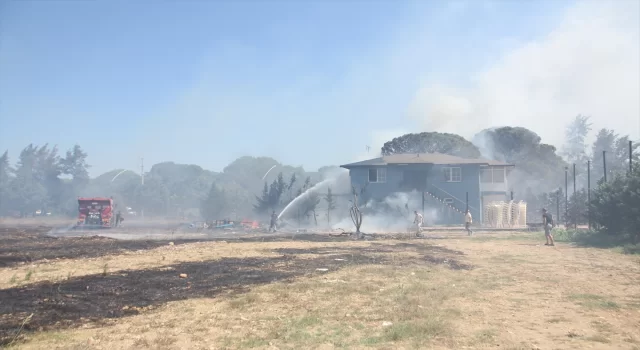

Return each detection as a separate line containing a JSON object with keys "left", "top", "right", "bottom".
{"left": 413, "top": 210, "right": 424, "bottom": 236}
{"left": 464, "top": 209, "right": 473, "bottom": 236}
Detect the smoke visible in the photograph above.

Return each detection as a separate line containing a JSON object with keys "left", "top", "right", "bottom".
{"left": 408, "top": 0, "right": 640, "bottom": 146}
{"left": 332, "top": 190, "right": 438, "bottom": 233}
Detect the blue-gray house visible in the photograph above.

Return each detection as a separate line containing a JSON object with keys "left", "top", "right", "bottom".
{"left": 340, "top": 153, "right": 514, "bottom": 225}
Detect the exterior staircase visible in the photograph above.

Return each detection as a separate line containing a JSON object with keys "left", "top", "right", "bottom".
{"left": 424, "top": 191, "right": 464, "bottom": 214}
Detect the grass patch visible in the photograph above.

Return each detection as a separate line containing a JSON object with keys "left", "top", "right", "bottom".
{"left": 586, "top": 334, "right": 611, "bottom": 343}
{"left": 569, "top": 294, "right": 620, "bottom": 309}
{"left": 363, "top": 320, "right": 452, "bottom": 346}
{"left": 228, "top": 293, "right": 260, "bottom": 310}
{"left": 154, "top": 334, "right": 177, "bottom": 347}
{"left": 591, "top": 320, "right": 613, "bottom": 333}
{"left": 24, "top": 269, "right": 33, "bottom": 281}
{"left": 562, "top": 230, "right": 640, "bottom": 254}
{"left": 547, "top": 316, "right": 569, "bottom": 323}
{"left": 622, "top": 243, "right": 640, "bottom": 254}
{"left": 471, "top": 233, "right": 538, "bottom": 242}
{"left": 474, "top": 329, "right": 498, "bottom": 343}
{"left": 239, "top": 337, "right": 270, "bottom": 348}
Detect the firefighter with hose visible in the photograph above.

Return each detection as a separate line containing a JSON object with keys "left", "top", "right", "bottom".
{"left": 269, "top": 210, "right": 278, "bottom": 233}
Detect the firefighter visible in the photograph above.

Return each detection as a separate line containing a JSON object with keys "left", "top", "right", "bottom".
{"left": 413, "top": 210, "right": 424, "bottom": 237}
{"left": 269, "top": 211, "right": 278, "bottom": 233}
{"left": 115, "top": 210, "right": 123, "bottom": 227}
{"left": 464, "top": 209, "right": 473, "bottom": 236}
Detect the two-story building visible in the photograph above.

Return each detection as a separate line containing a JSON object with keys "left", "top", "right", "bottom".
{"left": 340, "top": 153, "right": 514, "bottom": 225}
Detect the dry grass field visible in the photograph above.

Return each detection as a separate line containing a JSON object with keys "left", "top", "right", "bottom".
{"left": 1, "top": 225, "right": 639, "bottom": 350}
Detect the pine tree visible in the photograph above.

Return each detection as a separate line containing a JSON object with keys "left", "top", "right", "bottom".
{"left": 324, "top": 187, "right": 336, "bottom": 225}
{"left": 0, "top": 151, "right": 13, "bottom": 215}
{"left": 201, "top": 182, "right": 227, "bottom": 220}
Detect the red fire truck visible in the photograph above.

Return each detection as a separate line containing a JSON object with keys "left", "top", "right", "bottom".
{"left": 76, "top": 197, "right": 115, "bottom": 228}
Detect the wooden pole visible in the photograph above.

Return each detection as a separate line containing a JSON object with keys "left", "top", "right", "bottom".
{"left": 603, "top": 150, "right": 607, "bottom": 183}
{"left": 573, "top": 163, "right": 577, "bottom": 229}
{"left": 465, "top": 192, "right": 469, "bottom": 213}
{"left": 587, "top": 160, "right": 591, "bottom": 230}
{"left": 564, "top": 167, "right": 568, "bottom": 226}
{"left": 556, "top": 190, "right": 560, "bottom": 226}
{"left": 630, "top": 140, "right": 634, "bottom": 175}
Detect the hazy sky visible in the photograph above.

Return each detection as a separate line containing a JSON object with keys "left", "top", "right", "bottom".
{"left": 1, "top": 0, "right": 638, "bottom": 176}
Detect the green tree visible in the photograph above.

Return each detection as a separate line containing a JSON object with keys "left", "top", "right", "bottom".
{"left": 287, "top": 173, "right": 297, "bottom": 202}
{"left": 562, "top": 115, "right": 592, "bottom": 187}
{"left": 524, "top": 187, "right": 565, "bottom": 225}
{"left": 0, "top": 151, "right": 14, "bottom": 215}
{"left": 254, "top": 173, "right": 288, "bottom": 213}
{"left": 590, "top": 170, "right": 640, "bottom": 243}
{"left": 566, "top": 188, "right": 588, "bottom": 226}
{"left": 381, "top": 132, "right": 481, "bottom": 158}
{"left": 324, "top": 187, "right": 336, "bottom": 225}
{"left": 133, "top": 175, "right": 170, "bottom": 216}
{"left": 201, "top": 182, "right": 228, "bottom": 220}
{"left": 298, "top": 178, "right": 320, "bottom": 225}
{"left": 474, "top": 127, "right": 568, "bottom": 194}
{"left": 60, "top": 144, "right": 90, "bottom": 185}
{"left": 33, "top": 144, "right": 63, "bottom": 214}
{"left": 613, "top": 135, "right": 639, "bottom": 176}
{"left": 591, "top": 129, "right": 617, "bottom": 183}
{"left": 56, "top": 144, "right": 91, "bottom": 215}
{"left": 254, "top": 182, "right": 271, "bottom": 213}
{"left": 10, "top": 145, "right": 47, "bottom": 216}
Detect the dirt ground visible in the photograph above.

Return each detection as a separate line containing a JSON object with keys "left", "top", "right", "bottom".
{"left": 1, "top": 225, "right": 639, "bottom": 350}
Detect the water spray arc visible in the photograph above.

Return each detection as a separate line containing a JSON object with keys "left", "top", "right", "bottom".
{"left": 110, "top": 169, "right": 132, "bottom": 183}
{"left": 278, "top": 178, "right": 334, "bottom": 220}
{"left": 262, "top": 165, "right": 277, "bottom": 181}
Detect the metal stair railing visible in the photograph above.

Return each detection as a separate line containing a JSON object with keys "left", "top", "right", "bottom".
{"left": 424, "top": 191, "right": 464, "bottom": 214}
{"left": 429, "top": 184, "right": 478, "bottom": 212}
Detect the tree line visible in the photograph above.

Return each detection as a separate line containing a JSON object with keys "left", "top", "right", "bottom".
{"left": 202, "top": 171, "right": 340, "bottom": 226}
{"left": 0, "top": 145, "right": 347, "bottom": 224}
{"left": 0, "top": 144, "right": 90, "bottom": 217}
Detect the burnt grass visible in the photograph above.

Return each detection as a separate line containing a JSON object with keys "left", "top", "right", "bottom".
{"left": 0, "top": 226, "right": 199, "bottom": 268}
{"left": 0, "top": 227, "right": 471, "bottom": 346}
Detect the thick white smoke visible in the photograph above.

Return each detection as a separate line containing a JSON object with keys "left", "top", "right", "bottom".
{"left": 333, "top": 190, "right": 438, "bottom": 233}
{"left": 407, "top": 0, "right": 640, "bottom": 146}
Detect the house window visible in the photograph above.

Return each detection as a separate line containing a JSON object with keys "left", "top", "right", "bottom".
{"left": 443, "top": 167, "right": 462, "bottom": 182}
{"left": 368, "top": 168, "right": 387, "bottom": 183}
{"left": 481, "top": 167, "right": 505, "bottom": 183}
{"left": 480, "top": 169, "right": 493, "bottom": 183}
{"left": 492, "top": 168, "right": 505, "bottom": 183}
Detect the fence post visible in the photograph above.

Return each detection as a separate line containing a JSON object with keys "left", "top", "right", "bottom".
{"left": 465, "top": 192, "right": 469, "bottom": 213}
{"left": 556, "top": 189, "right": 560, "bottom": 226}
{"left": 564, "top": 166, "right": 568, "bottom": 227}
{"left": 630, "top": 140, "right": 634, "bottom": 175}
{"left": 603, "top": 150, "right": 607, "bottom": 183}
{"left": 573, "top": 163, "right": 577, "bottom": 229}
{"left": 587, "top": 160, "right": 591, "bottom": 230}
